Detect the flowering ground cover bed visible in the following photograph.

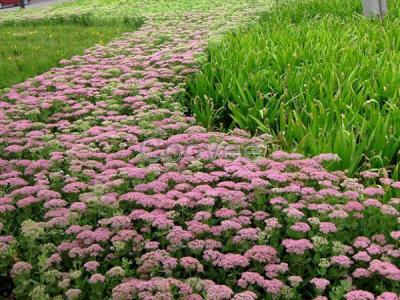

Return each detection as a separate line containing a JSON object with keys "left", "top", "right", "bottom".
{"left": 188, "top": 0, "right": 400, "bottom": 175}
{"left": 0, "top": 0, "right": 399, "bottom": 299}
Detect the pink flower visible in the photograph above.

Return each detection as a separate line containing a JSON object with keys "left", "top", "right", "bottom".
{"left": 0, "top": 205, "right": 16, "bottom": 213}
{"left": 288, "top": 276, "right": 303, "bottom": 287}
{"left": 152, "top": 218, "right": 174, "bottom": 230}
{"left": 345, "top": 290, "right": 375, "bottom": 300}
{"left": 362, "top": 187, "right": 384, "bottom": 197}
{"left": 215, "top": 208, "right": 236, "bottom": 218}
{"left": 244, "top": 245, "right": 278, "bottom": 264}
{"left": 319, "top": 222, "right": 337, "bottom": 234}
{"left": 144, "top": 241, "right": 160, "bottom": 250}
{"left": 353, "top": 251, "right": 371, "bottom": 262}
{"left": 138, "top": 249, "right": 178, "bottom": 274}
{"left": 331, "top": 255, "right": 353, "bottom": 268}
{"left": 372, "top": 234, "right": 386, "bottom": 245}
{"left": 329, "top": 210, "right": 349, "bottom": 219}
{"left": 194, "top": 211, "right": 212, "bottom": 221}
{"left": 233, "top": 291, "right": 257, "bottom": 300}
{"left": 364, "top": 199, "right": 382, "bottom": 208}
{"left": 353, "top": 237, "right": 371, "bottom": 249}
{"left": 66, "top": 289, "right": 81, "bottom": 300}
{"left": 282, "top": 239, "right": 314, "bottom": 255}
{"left": 46, "top": 253, "right": 62, "bottom": 268}
{"left": 233, "top": 228, "right": 260, "bottom": 244}
{"left": 283, "top": 207, "right": 304, "bottom": 218}
{"left": 352, "top": 268, "right": 372, "bottom": 278}
{"left": 237, "top": 272, "right": 264, "bottom": 288}
{"left": 360, "top": 171, "right": 379, "bottom": 179}
{"left": 214, "top": 253, "right": 249, "bottom": 270}
{"left": 290, "top": 222, "right": 311, "bottom": 233}
{"left": 4, "top": 145, "right": 24, "bottom": 153}
{"left": 310, "top": 278, "right": 330, "bottom": 291}
{"left": 188, "top": 239, "right": 205, "bottom": 251}
{"left": 380, "top": 205, "right": 399, "bottom": 216}
{"left": 265, "top": 263, "right": 288, "bottom": 278}
{"left": 344, "top": 201, "right": 365, "bottom": 212}
{"left": 270, "top": 197, "right": 288, "bottom": 206}
{"left": 88, "top": 273, "right": 105, "bottom": 284}
{"left": 391, "top": 182, "right": 400, "bottom": 189}
{"left": 206, "top": 285, "right": 233, "bottom": 300}
{"left": 84, "top": 261, "right": 100, "bottom": 272}
{"left": 390, "top": 231, "right": 400, "bottom": 240}
{"left": 70, "top": 202, "right": 87, "bottom": 212}
{"left": 368, "top": 259, "right": 400, "bottom": 281}
{"left": 62, "top": 182, "right": 88, "bottom": 193}
{"left": 376, "top": 292, "right": 399, "bottom": 300}
{"left": 16, "top": 196, "right": 40, "bottom": 208}
{"left": 10, "top": 262, "right": 32, "bottom": 278}
{"left": 180, "top": 257, "right": 203, "bottom": 272}
{"left": 265, "top": 217, "right": 282, "bottom": 230}
{"left": 261, "top": 279, "right": 283, "bottom": 295}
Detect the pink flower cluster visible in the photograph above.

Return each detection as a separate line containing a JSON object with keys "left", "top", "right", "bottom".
{"left": 0, "top": 1, "right": 399, "bottom": 299}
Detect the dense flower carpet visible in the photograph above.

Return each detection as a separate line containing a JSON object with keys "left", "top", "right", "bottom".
{"left": 0, "top": 1, "right": 399, "bottom": 299}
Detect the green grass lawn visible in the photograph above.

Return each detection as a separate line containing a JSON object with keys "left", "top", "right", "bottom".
{"left": 0, "top": 20, "right": 141, "bottom": 89}
{"left": 188, "top": 0, "right": 400, "bottom": 174}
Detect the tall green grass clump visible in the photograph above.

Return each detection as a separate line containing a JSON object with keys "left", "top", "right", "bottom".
{"left": 188, "top": 0, "right": 400, "bottom": 174}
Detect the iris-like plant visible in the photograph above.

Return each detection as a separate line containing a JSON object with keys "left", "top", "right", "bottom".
{"left": 188, "top": 0, "right": 400, "bottom": 174}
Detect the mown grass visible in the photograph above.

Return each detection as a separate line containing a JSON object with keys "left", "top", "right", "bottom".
{"left": 188, "top": 0, "right": 400, "bottom": 174}
{"left": 0, "top": 16, "right": 143, "bottom": 89}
